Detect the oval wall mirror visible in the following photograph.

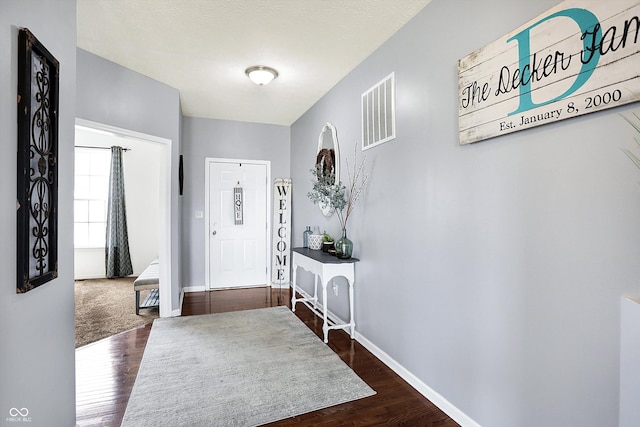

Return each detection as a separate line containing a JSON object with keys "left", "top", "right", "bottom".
{"left": 316, "top": 122, "right": 340, "bottom": 216}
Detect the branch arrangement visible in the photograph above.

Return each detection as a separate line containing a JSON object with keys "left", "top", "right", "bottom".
{"left": 307, "top": 143, "right": 369, "bottom": 231}
{"left": 335, "top": 144, "right": 369, "bottom": 230}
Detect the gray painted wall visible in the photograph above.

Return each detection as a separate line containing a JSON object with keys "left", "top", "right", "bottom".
{"left": 181, "top": 117, "right": 290, "bottom": 287}
{"left": 291, "top": 1, "right": 640, "bottom": 426}
{"left": 76, "top": 49, "right": 183, "bottom": 312}
{"left": 0, "top": 1, "right": 77, "bottom": 426}
{"left": 620, "top": 297, "right": 640, "bottom": 427}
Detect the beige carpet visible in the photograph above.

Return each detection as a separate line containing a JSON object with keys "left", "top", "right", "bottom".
{"left": 74, "top": 277, "right": 158, "bottom": 348}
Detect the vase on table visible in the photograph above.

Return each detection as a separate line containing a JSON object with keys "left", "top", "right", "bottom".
{"left": 335, "top": 228, "right": 353, "bottom": 259}
{"left": 302, "top": 226, "right": 312, "bottom": 248}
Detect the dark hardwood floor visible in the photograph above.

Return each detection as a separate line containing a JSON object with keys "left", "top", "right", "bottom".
{"left": 76, "top": 287, "right": 459, "bottom": 426}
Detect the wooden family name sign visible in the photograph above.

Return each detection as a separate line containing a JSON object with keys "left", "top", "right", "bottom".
{"left": 458, "top": 0, "right": 640, "bottom": 145}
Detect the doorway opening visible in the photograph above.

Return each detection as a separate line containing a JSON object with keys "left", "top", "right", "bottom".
{"left": 73, "top": 119, "right": 173, "bottom": 347}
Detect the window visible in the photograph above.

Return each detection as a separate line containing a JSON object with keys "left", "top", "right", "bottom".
{"left": 74, "top": 148, "right": 110, "bottom": 248}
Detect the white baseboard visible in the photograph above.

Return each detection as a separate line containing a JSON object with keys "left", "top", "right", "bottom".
{"left": 74, "top": 274, "right": 138, "bottom": 281}
{"left": 74, "top": 275, "right": 105, "bottom": 280}
{"left": 294, "top": 287, "right": 480, "bottom": 427}
{"left": 355, "top": 332, "right": 481, "bottom": 427}
{"left": 184, "top": 284, "right": 291, "bottom": 292}
{"left": 271, "top": 282, "right": 291, "bottom": 289}
{"left": 183, "top": 285, "right": 206, "bottom": 293}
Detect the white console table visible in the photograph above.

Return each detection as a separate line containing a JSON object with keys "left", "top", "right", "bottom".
{"left": 291, "top": 247, "right": 359, "bottom": 343}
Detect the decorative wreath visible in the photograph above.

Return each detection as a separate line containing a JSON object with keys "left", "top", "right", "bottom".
{"left": 316, "top": 148, "right": 335, "bottom": 180}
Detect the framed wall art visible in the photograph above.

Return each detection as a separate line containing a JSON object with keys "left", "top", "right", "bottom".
{"left": 458, "top": 0, "right": 640, "bottom": 144}
{"left": 16, "top": 28, "right": 60, "bottom": 293}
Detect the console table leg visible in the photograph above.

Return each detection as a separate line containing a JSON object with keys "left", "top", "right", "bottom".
{"left": 322, "top": 280, "right": 329, "bottom": 343}
{"left": 313, "top": 275, "right": 319, "bottom": 309}
{"left": 291, "top": 263, "right": 298, "bottom": 312}
{"left": 349, "top": 280, "right": 355, "bottom": 339}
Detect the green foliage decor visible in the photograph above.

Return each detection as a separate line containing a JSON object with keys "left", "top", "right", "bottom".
{"left": 307, "top": 143, "right": 369, "bottom": 231}
{"left": 307, "top": 164, "right": 346, "bottom": 215}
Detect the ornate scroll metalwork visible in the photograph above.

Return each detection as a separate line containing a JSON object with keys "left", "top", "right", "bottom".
{"left": 16, "top": 28, "right": 59, "bottom": 293}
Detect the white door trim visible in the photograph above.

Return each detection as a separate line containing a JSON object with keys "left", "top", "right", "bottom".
{"left": 205, "top": 158, "right": 271, "bottom": 290}
{"left": 75, "top": 118, "right": 173, "bottom": 318}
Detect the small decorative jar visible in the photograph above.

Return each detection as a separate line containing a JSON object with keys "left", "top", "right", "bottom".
{"left": 308, "top": 233, "right": 323, "bottom": 250}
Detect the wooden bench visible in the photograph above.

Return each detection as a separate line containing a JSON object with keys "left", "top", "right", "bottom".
{"left": 133, "top": 259, "right": 159, "bottom": 315}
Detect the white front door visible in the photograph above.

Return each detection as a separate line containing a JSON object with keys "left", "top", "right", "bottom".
{"left": 207, "top": 160, "right": 269, "bottom": 289}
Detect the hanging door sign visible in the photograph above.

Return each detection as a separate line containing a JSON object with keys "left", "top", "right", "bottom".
{"left": 458, "top": 0, "right": 640, "bottom": 145}
{"left": 234, "top": 185, "right": 243, "bottom": 225}
{"left": 271, "top": 178, "right": 292, "bottom": 287}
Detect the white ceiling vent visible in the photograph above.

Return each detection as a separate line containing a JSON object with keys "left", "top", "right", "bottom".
{"left": 361, "top": 72, "right": 396, "bottom": 151}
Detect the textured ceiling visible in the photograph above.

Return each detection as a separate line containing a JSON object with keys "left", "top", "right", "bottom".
{"left": 77, "top": 0, "right": 431, "bottom": 126}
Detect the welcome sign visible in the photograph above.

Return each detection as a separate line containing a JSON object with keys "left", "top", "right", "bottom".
{"left": 271, "top": 178, "right": 292, "bottom": 287}
{"left": 458, "top": 0, "right": 640, "bottom": 145}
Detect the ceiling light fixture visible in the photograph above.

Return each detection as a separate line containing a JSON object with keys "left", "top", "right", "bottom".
{"left": 245, "top": 65, "right": 279, "bottom": 86}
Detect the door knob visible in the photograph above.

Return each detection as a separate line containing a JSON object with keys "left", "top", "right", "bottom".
{"left": 212, "top": 230, "right": 217, "bottom": 235}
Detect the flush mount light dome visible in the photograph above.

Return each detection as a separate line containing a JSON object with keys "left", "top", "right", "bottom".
{"left": 245, "top": 65, "right": 279, "bottom": 85}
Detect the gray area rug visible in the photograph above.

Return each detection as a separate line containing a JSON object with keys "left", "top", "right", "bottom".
{"left": 121, "top": 306, "right": 375, "bottom": 427}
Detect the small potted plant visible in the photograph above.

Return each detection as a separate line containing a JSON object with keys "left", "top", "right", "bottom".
{"left": 321, "top": 231, "right": 334, "bottom": 252}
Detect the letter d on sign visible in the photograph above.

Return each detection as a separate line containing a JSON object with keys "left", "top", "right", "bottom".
{"left": 507, "top": 8, "right": 602, "bottom": 115}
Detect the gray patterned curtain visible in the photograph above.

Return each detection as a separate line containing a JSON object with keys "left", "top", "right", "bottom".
{"left": 105, "top": 146, "right": 133, "bottom": 278}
